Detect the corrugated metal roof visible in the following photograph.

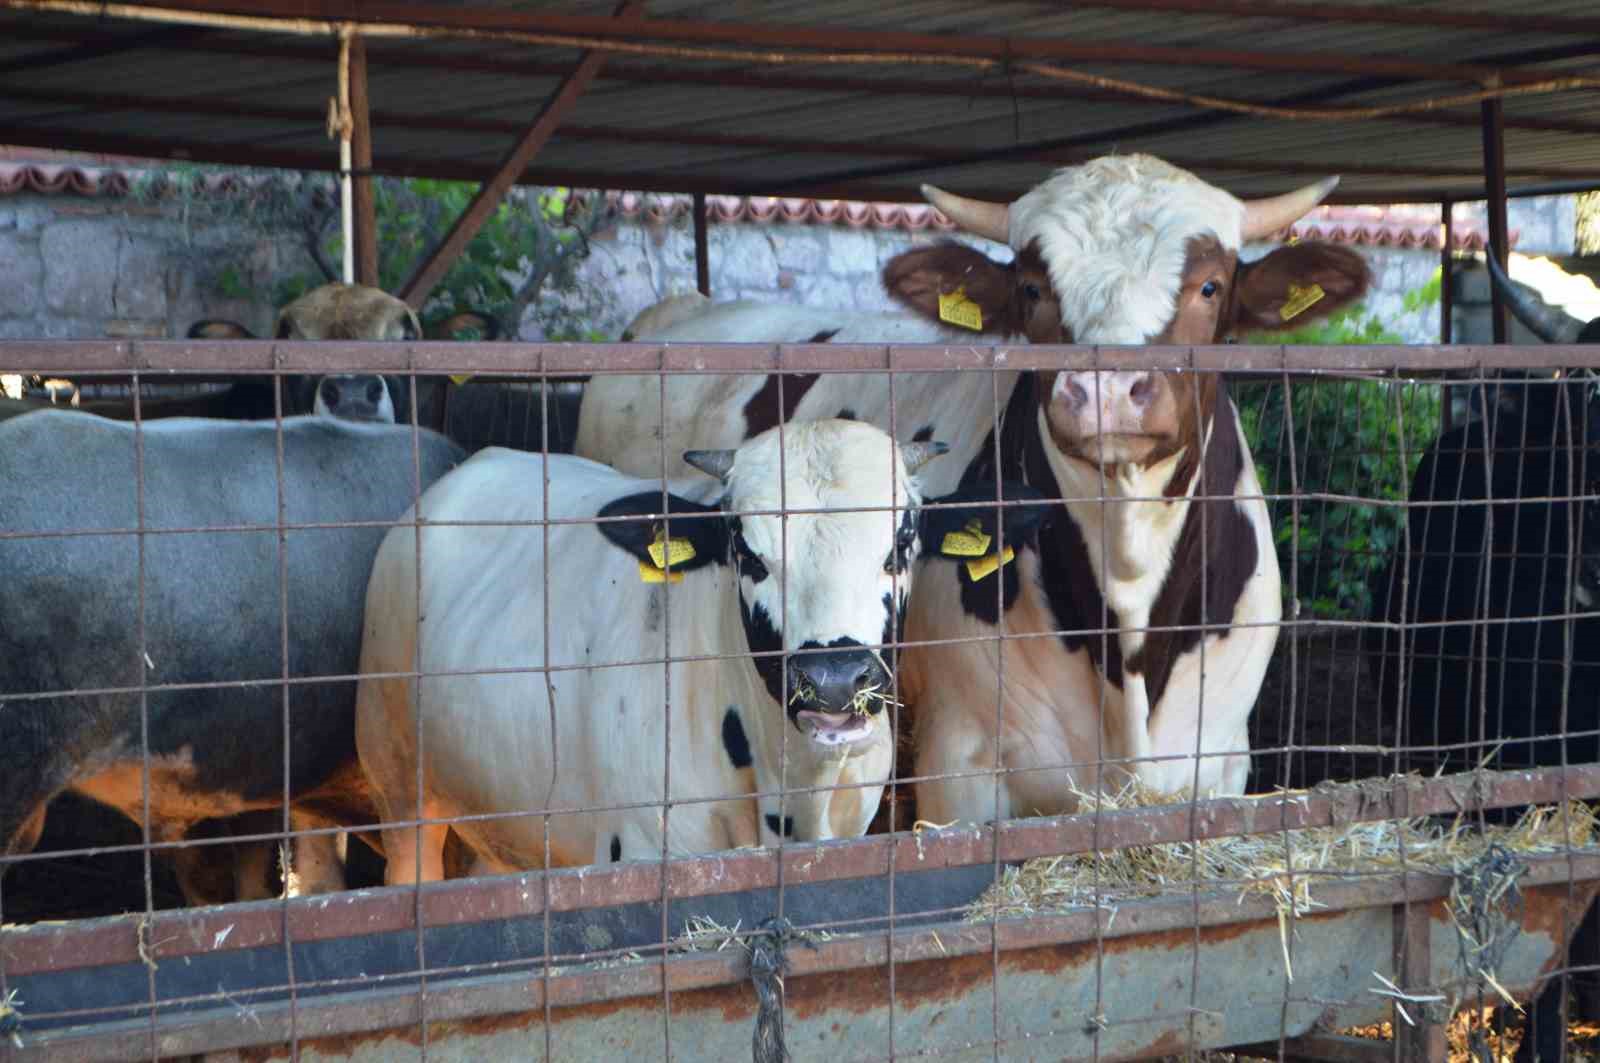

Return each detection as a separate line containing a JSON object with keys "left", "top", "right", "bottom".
{"left": 0, "top": 0, "right": 1596, "bottom": 205}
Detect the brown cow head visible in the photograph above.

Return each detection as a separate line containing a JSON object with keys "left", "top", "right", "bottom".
{"left": 885, "top": 154, "right": 1372, "bottom": 470}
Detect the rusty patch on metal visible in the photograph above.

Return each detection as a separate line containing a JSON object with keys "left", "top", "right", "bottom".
{"left": 788, "top": 953, "right": 975, "bottom": 1020}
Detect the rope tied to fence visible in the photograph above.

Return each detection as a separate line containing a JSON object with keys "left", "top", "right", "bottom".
{"left": 749, "top": 916, "right": 819, "bottom": 1063}
{"left": 1448, "top": 841, "right": 1529, "bottom": 1059}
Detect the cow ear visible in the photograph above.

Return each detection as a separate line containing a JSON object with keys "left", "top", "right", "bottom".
{"left": 596, "top": 492, "right": 727, "bottom": 577}
{"left": 427, "top": 310, "right": 501, "bottom": 341}
{"left": 188, "top": 319, "right": 254, "bottom": 339}
{"left": 883, "top": 243, "right": 1016, "bottom": 335}
{"left": 920, "top": 482, "right": 1047, "bottom": 563}
{"left": 1230, "top": 243, "right": 1372, "bottom": 334}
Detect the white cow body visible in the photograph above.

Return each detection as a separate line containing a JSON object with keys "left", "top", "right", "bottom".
{"left": 579, "top": 301, "right": 1018, "bottom": 498}
{"left": 358, "top": 420, "right": 935, "bottom": 881}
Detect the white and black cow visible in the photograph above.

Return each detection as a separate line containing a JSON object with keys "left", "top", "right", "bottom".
{"left": 1368, "top": 254, "right": 1599, "bottom": 1063}
{"left": 581, "top": 154, "right": 1371, "bottom": 817}
{"left": 355, "top": 420, "right": 945, "bottom": 880}
{"left": 0, "top": 410, "right": 464, "bottom": 905}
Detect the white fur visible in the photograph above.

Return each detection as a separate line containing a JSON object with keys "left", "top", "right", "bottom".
{"left": 355, "top": 420, "right": 921, "bottom": 878}
{"left": 1008, "top": 155, "right": 1245, "bottom": 344}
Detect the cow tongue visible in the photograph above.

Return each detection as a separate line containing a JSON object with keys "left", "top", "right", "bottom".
{"left": 796, "top": 709, "right": 872, "bottom": 747}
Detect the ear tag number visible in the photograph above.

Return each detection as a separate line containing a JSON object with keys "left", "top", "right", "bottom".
{"left": 639, "top": 527, "right": 695, "bottom": 584}
{"left": 1279, "top": 283, "right": 1326, "bottom": 322}
{"left": 966, "top": 546, "right": 1015, "bottom": 582}
{"left": 940, "top": 518, "right": 991, "bottom": 558}
{"left": 938, "top": 287, "right": 984, "bottom": 331}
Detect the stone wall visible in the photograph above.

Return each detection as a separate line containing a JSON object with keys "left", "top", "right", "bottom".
{"left": 0, "top": 182, "right": 1580, "bottom": 347}
{"left": 0, "top": 196, "right": 320, "bottom": 342}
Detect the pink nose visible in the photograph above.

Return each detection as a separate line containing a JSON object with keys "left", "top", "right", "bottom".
{"left": 1056, "top": 372, "right": 1157, "bottom": 412}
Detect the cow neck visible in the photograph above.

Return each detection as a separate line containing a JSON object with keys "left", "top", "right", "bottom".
{"left": 993, "top": 374, "right": 1255, "bottom": 709}
{"left": 711, "top": 559, "right": 874, "bottom": 844}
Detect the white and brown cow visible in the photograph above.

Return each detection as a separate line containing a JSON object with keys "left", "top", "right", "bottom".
{"left": 356, "top": 420, "right": 945, "bottom": 880}
{"left": 582, "top": 154, "right": 1372, "bottom": 819}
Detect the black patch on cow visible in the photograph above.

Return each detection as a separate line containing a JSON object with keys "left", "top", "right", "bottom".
{"left": 742, "top": 373, "right": 821, "bottom": 438}
{"left": 595, "top": 492, "right": 727, "bottom": 575}
{"left": 739, "top": 593, "right": 785, "bottom": 704}
{"left": 610, "top": 835, "right": 622, "bottom": 862}
{"left": 922, "top": 476, "right": 1049, "bottom": 625}
{"left": 836, "top": 408, "right": 858, "bottom": 421}
{"left": 887, "top": 508, "right": 919, "bottom": 575}
{"left": 728, "top": 516, "right": 770, "bottom": 584}
{"left": 765, "top": 813, "right": 795, "bottom": 838}
{"left": 721, "top": 707, "right": 753, "bottom": 769}
{"left": 880, "top": 591, "right": 908, "bottom": 672}
{"left": 808, "top": 329, "right": 840, "bottom": 344}
{"left": 912, "top": 425, "right": 936, "bottom": 443}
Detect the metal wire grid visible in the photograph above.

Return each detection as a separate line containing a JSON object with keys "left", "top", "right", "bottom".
{"left": 0, "top": 340, "right": 1597, "bottom": 1062}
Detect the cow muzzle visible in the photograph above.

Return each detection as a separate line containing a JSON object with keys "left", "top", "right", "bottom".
{"left": 1045, "top": 370, "right": 1171, "bottom": 464}
{"left": 787, "top": 644, "right": 890, "bottom": 747}
{"left": 315, "top": 374, "right": 396, "bottom": 424}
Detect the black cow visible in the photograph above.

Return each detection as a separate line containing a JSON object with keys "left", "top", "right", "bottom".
{"left": 0, "top": 411, "right": 464, "bottom": 908}
{"left": 1369, "top": 252, "right": 1599, "bottom": 1062}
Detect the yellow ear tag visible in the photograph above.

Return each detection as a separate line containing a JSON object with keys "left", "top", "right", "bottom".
{"left": 449, "top": 374, "right": 474, "bottom": 386}
{"left": 638, "top": 529, "right": 695, "bottom": 584}
{"left": 938, "top": 287, "right": 984, "bottom": 332}
{"left": 940, "top": 518, "right": 991, "bottom": 558}
{"left": 965, "top": 545, "right": 1015, "bottom": 582}
{"left": 1279, "top": 283, "right": 1326, "bottom": 322}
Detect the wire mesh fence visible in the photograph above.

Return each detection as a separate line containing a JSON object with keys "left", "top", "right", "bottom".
{"left": 0, "top": 339, "right": 1597, "bottom": 1062}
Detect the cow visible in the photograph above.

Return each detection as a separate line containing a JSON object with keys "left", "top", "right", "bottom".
{"left": 1368, "top": 252, "right": 1599, "bottom": 1063}
{"left": 578, "top": 154, "right": 1370, "bottom": 818}
{"left": 355, "top": 420, "right": 946, "bottom": 880}
{"left": 0, "top": 410, "right": 464, "bottom": 907}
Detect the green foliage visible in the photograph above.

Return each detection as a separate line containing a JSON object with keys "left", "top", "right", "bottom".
{"left": 1235, "top": 276, "right": 1443, "bottom": 619}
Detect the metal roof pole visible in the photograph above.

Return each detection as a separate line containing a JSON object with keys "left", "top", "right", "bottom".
{"left": 330, "top": 26, "right": 355, "bottom": 285}
{"left": 1481, "top": 95, "right": 1510, "bottom": 345}
{"left": 397, "top": 0, "right": 646, "bottom": 309}
{"left": 348, "top": 33, "right": 378, "bottom": 289}
{"left": 693, "top": 192, "right": 710, "bottom": 297}
{"left": 1440, "top": 198, "right": 1455, "bottom": 437}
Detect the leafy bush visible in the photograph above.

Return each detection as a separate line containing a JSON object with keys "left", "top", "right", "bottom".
{"left": 1234, "top": 275, "right": 1442, "bottom": 619}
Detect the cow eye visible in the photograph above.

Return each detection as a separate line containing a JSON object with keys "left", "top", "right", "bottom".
{"left": 1200, "top": 280, "right": 1220, "bottom": 299}
{"left": 1022, "top": 282, "right": 1042, "bottom": 302}
{"left": 885, "top": 520, "right": 918, "bottom": 573}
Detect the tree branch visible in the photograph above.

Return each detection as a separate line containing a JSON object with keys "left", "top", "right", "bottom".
{"left": 503, "top": 199, "right": 617, "bottom": 339}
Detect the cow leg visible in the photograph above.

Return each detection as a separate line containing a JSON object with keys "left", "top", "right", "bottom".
{"left": 914, "top": 727, "right": 1010, "bottom": 828}
{"left": 380, "top": 799, "right": 449, "bottom": 886}
{"left": 281, "top": 822, "right": 346, "bottom": 896}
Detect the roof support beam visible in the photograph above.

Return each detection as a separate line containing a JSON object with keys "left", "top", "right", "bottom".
{"left": 396, "top": 0, "right": 643, "bottom": 309}
{"left": 4, "top": 0, "right": 1545, "bottom": 86}
{"left": 347, "top": 34, "right": 378, "bottom": 289}
{"left": 1058, "top": 0, "right": 1600, "bottom": 37}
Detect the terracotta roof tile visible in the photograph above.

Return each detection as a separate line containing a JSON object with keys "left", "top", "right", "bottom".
{"left": 0, "top": 156, "right": 1512, "bottom": 250}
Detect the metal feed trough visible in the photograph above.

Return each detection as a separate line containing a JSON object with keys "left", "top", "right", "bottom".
{"left": 2, "top": 337, "right": 1599, "bottom": 1062}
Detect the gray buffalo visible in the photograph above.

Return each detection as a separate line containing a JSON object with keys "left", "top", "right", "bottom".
{"left": 0, "top": 410, "right": 463, "bottom": 906}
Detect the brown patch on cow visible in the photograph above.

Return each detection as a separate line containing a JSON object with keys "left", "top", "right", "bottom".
{"left": 425, "top": 310, "right": 500, "bottom": 342}
{"left": 1123, "top": 392, "right": 1258, "bottom": 709}
{"left": 275, "top": 283, "right": 422, "bottom": 341}
{"left": 881, "top": 241, "right": 1061, "bottom": 343}
{"left": 742, "top": 372, "right": 820, "bottom": 438}
{"left": 1231, "top": 242, "right": 1372, "bottom": 334}
{"left": 72, "top": 747, "right": 250, "bottom": 841}
{"left": 186, "top": 319, "right": 254, "bottom": 340}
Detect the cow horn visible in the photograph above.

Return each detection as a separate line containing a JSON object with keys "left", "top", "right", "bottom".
{"left": 921, "top": 184, "right": 1010, "bottom": 244}
{"left": 1483, "top": 249, "right": 1587, "bottom": 344}
{"left": 1240, "top": 176, "right": 1340, "bottom": 241}
{"left": 899, "top": 440, "right": 950, "bottom": 473}
{"left": 403, "top": 306, "right": 425, "bottom": 342}
{"left": 684, "top": 449, "right": 737, "bottom": 481}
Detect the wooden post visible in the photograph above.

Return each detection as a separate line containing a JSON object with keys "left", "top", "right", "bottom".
{"left": 1394, "top": 901, "right": 1448, "bottom": 1061}
{"left": 399, "top": 0, "right": 644, "bottom": 309}
{"left": 1480, "top": 96, "right": 1510, "bottom": 345}
{"left": 693, "top": 191, "right": 710, "bottom": 297}
{"left": 348, "top": 34, "right": 378, "bottom": 288}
